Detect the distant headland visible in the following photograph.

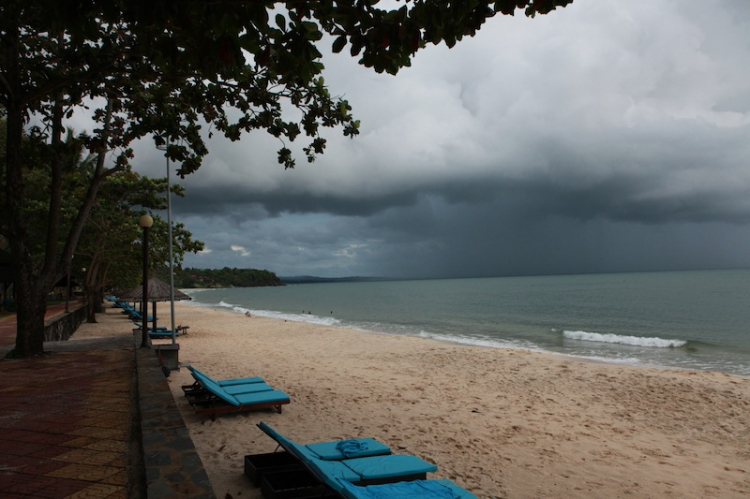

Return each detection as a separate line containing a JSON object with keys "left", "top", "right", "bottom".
{"left": 163, "top": 267, "right": 390, "bottom": 288}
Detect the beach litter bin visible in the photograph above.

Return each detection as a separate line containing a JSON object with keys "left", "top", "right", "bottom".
{"left": 153, "top": 343, "right": 179, "bottom": 371}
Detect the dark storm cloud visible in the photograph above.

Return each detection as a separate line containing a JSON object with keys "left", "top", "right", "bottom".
{"left": 366, "top": 198, "right": 750, "bottom": 279}
{"left": 128, "top": 0, "right": 750, "bottom": 277}
{"left": 171, "top": 183, "right": 421, "bottom": 219}
{"left": 173, "top": 115, "right": 750, "bottom": 225}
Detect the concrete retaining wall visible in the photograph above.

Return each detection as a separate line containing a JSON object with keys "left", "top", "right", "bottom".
{"left": 135, "top": 341, "right": 215, "bottom": 498}
{"left": 44, "top": 305, "right": 87, "bottom": 341}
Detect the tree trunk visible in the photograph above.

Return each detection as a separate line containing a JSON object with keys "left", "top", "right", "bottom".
{"left": 93, "top": 286, "right": 106, "bottom": 314}
{"left": 86, "top": 290, "right": 98, "bottom": 323}
{"left": 93, "top": 263, "right": 110, "bottom": 314}
{"left": 94, "top": 295, "right": 105, "bottom": 314}
{"left": 13, "top": 274, "right": 48, "bottom": 358}
{"left": 4, "top": 13, "right": 47, "bottom": 358}
{"left": 3, "top": 10, "right": 114, "bottom": 357}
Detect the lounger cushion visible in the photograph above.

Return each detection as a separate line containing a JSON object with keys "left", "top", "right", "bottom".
{"left": 284, "top": 440, "right": 320, "bottom": 462}
{"left": 200, "top": 377, "right": 237, "bottom": 405}
{"left": 435, "top": 479, "right": 478, "bottom": 498}
{"left": 309, "top": 458, "right": 362, "bottom": 483}
{"left": 199, "top": 378, "right": 289, "bottom": 407}
{"left": 234, "top": 390, "right": 290, "bottom": 406}
{"left": 258, "top": 421, "right": 285, "bottom": 442}
{"left": 304, "top": 457, "right": 359, "bottom": 490}
{"left": 297, "top": 448, "right": 436, "bottom": 490}
{"left": 256, "top": 423, "right": 391, "bottom": 462}
{"left": 338, "top": 478, "right": 476, "bottom": 499}
{"left": 342, "top": 454, "right": 438, "bottom": 480}
{"left": 188, "top": 366, "right": 264, "bottom": 386}
{"left": 223, "top": 383, "right": 274, "bottom": 396}
{"left": 306, "top": 438, "right": 390, "bottom": 460}
{"left": 217, "top": 376, "right": 264, "bottom": 386}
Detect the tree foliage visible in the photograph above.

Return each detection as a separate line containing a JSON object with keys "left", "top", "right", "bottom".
{"left": 75, "top": 170, "right": 205, "bottom": 319}
{"left": 1, "top": 0, "right": 572, "bottom": 356}
{"left": 0, "top": 123, "right": 204, "bottom": 321}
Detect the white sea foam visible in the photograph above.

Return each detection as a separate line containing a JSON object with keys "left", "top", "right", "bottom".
{"left": 570, "top": 354, "right": 643, "bottom": 365}
{"left": 236, "top": 307, "right": 340, "bottom": 326}
{"left": 179, "top": 295, "right": 212, "bottom": 308}
{"left": 563, "top": 330, "right": 687, "bottom": 348}
{"left": 417, "top": 331, "right": 540, "bottom": 351}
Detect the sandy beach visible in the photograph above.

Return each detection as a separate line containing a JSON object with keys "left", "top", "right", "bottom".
{"left": 119, "top": 302, "right": 750, "bottom": 498}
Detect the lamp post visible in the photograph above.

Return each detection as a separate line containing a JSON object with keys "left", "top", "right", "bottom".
{"left": 157, "top": 140, "right": 177, "bottom": 343}
{"left": 139, "top": 214, "right": 154, "bottom": 348}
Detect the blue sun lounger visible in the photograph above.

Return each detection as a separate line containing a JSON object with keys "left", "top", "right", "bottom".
{"left": 188, "top": 366, "right": 265, "bottom": 386}
{"left": 134, "top": 322, "right": 167, "bottom": 331}
{"left": 182, "top": 365, "right": 267, "bottom": 398}
{"left": 258, "top": 422, "right": 391, "bottom": 461}
{"left": 129, "top": 310, "right": 157, "bottom": 322}
{"left": 256, "top": 422, "right": 437, "bottom": 497}
{"left": 338, "top": 478, "right": 477, "bottom": 499}
{"left": 185, "top": 378, "right": 274, "bottom": 399}
{"left": 245, "top": 422, "right": 393, "bottom": 486}
{"left": 187, "top": 372, "right": 290, "bottom": 420}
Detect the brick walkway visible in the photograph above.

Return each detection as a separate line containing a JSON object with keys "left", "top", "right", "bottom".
{"left": 0, "top": 348, "right": 133, "bottom": 498}
{"left": 0, "top": 303, "right": 133, "bottom": 499}
{"left": 0, "top": 304, "right": 214, "bottom": 499}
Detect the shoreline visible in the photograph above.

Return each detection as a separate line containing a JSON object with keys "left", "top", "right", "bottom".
{"left": 183, "top": 299, "right": 750, "bottom": 380}
{"left": 156, "top": 301, "right": 750, "bottom": 498}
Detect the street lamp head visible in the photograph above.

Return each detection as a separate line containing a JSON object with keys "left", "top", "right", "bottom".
{"left": 139, "top": 214, "right": 154, "bottom": 228}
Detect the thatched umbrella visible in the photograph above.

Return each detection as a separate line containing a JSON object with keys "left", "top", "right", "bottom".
{"left": 118, "top": 277, "right": 191, "bottom": 333}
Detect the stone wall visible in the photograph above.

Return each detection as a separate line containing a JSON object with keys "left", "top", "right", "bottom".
{"left": 44, "top": 305, "right": 87, "bottom": 341}
{"left": 135, "top": 343, "right": 215, "bottom": 498}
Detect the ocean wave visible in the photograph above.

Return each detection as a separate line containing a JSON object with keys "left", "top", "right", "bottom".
{"left": 569, "top": 354, "right": 643, "bottom": 365}
{"left": 563, "top": 330, "right": 687, "bottom": 348}
{"left": 182, "top": 298, "right": 340, "bottom": 326}
{"left": 417, "top": 331, "right": 540, "bottom": 351}
{"left": 237, "top": 307, "right": 340, "bottom": 326}
{"left": 179, "top": 295, "right": 213, "bottom": 308}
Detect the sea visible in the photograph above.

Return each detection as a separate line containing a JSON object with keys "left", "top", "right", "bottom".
{"left": 183, "top": 269, "right": 750, "bottom": 377}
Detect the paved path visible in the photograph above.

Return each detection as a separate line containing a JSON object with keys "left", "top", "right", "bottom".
{"left": 0, "top": 304, "right": 133, "bottom": 498}
{"left": 0, "top": 347, "right": 133, "bottom": 498}
{"left": 0, "top": 304, "right": 214, "bottom": 499}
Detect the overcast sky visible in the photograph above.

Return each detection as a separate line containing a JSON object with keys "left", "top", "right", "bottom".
{"left": 133, "top": 0, "right": 750, "bottom": 278}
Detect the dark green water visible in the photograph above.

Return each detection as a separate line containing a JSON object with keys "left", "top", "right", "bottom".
{"left": 186, "top": 269, "right": 750, "bottom": 376}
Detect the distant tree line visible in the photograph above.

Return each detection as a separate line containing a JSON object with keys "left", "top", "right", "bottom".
{"left": 161, "top": 267, "right": 283, "bottom": 289}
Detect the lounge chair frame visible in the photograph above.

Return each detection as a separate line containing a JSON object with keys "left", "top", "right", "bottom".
{"left": 183, "top": 368, "right": 290, "bottom": 420}
{"left": 192, "top": 395, "right": 288, "bottom": 421}
{"left": 245, "top": 424, "right": 392, "bottom": 487}
{"left": 255, "top": 422, "right": 435, "bottom": 498}
{"left": 180, "top": 366, "right": 266, "bottom": 398}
